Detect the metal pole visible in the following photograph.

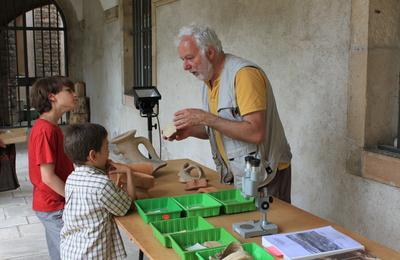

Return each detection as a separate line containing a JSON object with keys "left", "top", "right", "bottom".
{"left": 138, "top": 250, "right": 144, "bottom": 260}
{"left": 147, "top": 114, "right": 152, "bottom": 144}
{"left": 147, "top": 114, "right": 153, "bottom": 161}
{"left": 397, "top": 72, "right": 400, "bottom": 149}
{"left": 22, "top": 13, "right": 31, "bottom": 127}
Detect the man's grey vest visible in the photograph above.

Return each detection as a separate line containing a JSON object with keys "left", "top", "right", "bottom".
{"left": 202, "top": 54, "right": 291, "bottom": 187}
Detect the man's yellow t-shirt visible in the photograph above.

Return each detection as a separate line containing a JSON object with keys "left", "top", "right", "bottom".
{"left": 206, "top": 67, "right": 289, "bottom": 170}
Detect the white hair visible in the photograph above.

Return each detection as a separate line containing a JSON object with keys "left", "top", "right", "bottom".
{"left": 176, "top": 24, "right": 223, "bottom": 54}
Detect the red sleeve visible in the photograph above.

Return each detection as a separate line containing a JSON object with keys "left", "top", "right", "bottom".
{"left": 33, "top": 130, "right": 56, "bottom": 166}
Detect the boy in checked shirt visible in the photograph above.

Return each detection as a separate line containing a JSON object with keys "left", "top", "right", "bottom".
{"left": 61, "top": 123, "right": 135, "bottom": 259}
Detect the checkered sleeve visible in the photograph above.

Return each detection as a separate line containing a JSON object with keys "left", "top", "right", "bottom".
{"left": 100, "top": 180, "right": 132, "bottom": 216}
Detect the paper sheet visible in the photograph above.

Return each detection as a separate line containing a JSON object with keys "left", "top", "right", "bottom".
{"left": 262, "top": 226, "right": 364, "bottom": 260}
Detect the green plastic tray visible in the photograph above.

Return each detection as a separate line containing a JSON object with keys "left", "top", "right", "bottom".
{"left": 134, "top": 197, "right": 183, "bottom": 223}
{"left": 150, "top": 216, "right": 214, "bottom": 248}
{"left": 208, "top": 189, "right": 256, "bottom": 214}
{"left": 195, "top": 242, "right": 274, "bottom": 260}
{"left": 169, "top": 227, "right": 239, "bottom": 260}
{"left": 172, "top": 193, "right": 222, "bottom": 217}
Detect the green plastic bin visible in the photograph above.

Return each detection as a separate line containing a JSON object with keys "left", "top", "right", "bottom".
{"left": 169, "top": 227, "right": 239, "bottom": 260}
{"left": 195, "top": 242, "right": 274, "bottom": 260}
{"left": 134, "top": 197, "right": 183, "bottom": 223}
{"left": 208, "top": 189, "right": 256, "bottom": 214}
{"left": 150, "top": 216, "right": 214, "bottom": 248}
{"left": 172, "top": 193, "right": 222, "bottom": 217}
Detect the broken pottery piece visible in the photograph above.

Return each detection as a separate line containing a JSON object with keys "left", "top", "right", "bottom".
{"left": 185, "top": 178, "right": 208, "bottom": 191}
{"left": 178, "top": 163, "right": 206, "bottom": 183}
{"left": 178, "top": 163, "right": 190, "bottom": 177}
{"left": 163, "top": 122, "right": 177, "bottom": 138}
{"left": 202, "top": 241, "right": 222, "bottom": 248}
{"left": 111, "top": 130, "right": 167, "bottom": 174}
{"left": 210, "top": 242, "right": 252, "bottom": 260}
{"left": 108, "top": 169, "right": 154, "bottom": 189}
{"left": 127, "top": 162, "right": 153, "bottom": 175}
{"left": 220, "top": 250, "right": 252, "bottom": 260}
{"left": 219, "top": 242, "right": 243, "bottom": 258}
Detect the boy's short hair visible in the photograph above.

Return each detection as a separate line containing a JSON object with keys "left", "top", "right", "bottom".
{"left": 64, "top": 123, "right": 108, "bottom": 164}
{"left": 31, "top": 76, "right": 74, "bottom": 114}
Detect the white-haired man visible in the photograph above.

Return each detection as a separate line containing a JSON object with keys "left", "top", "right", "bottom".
{"left": 167, "top": 24, "right": 292, "bottom": 203}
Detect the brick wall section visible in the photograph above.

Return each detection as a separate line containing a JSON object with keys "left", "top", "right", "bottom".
{"left": 0, "top": 4, "right": 63, "bottom": 126}
{"left": 0, "top": 30, "right": 17, "bottom": 126}
{"left": 33, "top": 5, "right": 61, "bottom": 77}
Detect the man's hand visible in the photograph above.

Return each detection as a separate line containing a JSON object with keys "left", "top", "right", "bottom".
{"left": 162, "top": 128, "right": 192, "bottom": 141}
{"left": 174, "top": 108, "right": 211, "bottom": 129}
{"left": 162, "top": 108, "right": 212, "bottom": 141}
{"left": 173, "top": 109, "right": 266, "bottom": 144}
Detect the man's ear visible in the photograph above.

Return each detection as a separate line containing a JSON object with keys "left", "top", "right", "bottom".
{"left": 206, "top": 47, "right": 216, "bottom": 61}
{"left": 87, "top": 149, "right": 97, "bottom": 162}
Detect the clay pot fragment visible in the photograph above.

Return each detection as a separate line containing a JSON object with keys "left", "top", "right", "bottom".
{"left": 210, "top": 242, "right": 253, "bottom": 260}
{"left": 127, "top": 163, "right": 153, "bottom": 175}
{"left": 185, "top": 178, "right": 208, "bottom": 191}
{"left": 178, "top": 163, "right": 206, "bottom": 183}
{"left": 202, "top": 241, "right": 222, "bottom": 248}
{"left": 111, "top": 130, "right": 167, "bottom": 174}
{"left": 108, "top": 161, "right": 156, "bottom": 199}
{"left": 163, "top": 122, "right": 177, "bottom": 138}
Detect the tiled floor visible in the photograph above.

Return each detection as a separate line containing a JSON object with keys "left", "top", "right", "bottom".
{"left": 0, "top": 144, "right": 144, "bottom": 259}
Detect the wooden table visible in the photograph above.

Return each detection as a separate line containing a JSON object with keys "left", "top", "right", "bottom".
{"left": 116, "top": 159, "right": 400, "bottom": 259}
{"left": 0, "top": 128, "right": 28, "bottom": 144}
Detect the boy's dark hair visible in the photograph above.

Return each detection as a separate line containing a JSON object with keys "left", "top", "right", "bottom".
{"left": 64, "top": 123, "right": 108, "bottom": 164}
{"left": 31, "top": 76, "right": 74, "bottom": 114}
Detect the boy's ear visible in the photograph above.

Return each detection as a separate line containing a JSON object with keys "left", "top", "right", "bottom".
{"left": 48, "top": 93, "right": 56, "bottom": 103}
{"left": 87, "top": 149, "right": 97, "bottom": 162}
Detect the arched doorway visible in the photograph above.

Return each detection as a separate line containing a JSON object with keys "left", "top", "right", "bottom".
{"left": 0, "top": 1, "right": 68, "bottom": 128}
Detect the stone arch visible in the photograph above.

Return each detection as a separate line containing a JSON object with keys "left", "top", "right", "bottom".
{"left": 54, "top": 0, "right": 83, "bottom": 80}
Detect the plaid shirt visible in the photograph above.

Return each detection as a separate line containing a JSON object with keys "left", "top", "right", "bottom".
{"left": 60, "top": 165, "right": 132, "bottom": 260}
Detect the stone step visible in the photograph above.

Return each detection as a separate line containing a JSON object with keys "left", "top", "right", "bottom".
{"left": 0, "top": 236, "right": 48, "bottom": 259}
{"left": 4, "top": 204, "right": 34, "bottom": 218}
{"left": 0, "top": 216, "right": 28, "bottom": 228}
{"left": 5, "top": 253, "right": 50, "bottom": 260}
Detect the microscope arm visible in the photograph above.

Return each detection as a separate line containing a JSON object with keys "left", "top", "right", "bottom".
{"left": 233, "top": 157, "right": 278, "bottom": 237}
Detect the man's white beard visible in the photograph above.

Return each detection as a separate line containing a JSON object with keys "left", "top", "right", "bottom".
{"left": 195, "top": 54, "right": 214, "bottom": 81}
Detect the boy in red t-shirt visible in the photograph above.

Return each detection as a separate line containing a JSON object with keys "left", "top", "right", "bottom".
{"left": 28, "top": 76, "right": 76, "bottom": 260}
